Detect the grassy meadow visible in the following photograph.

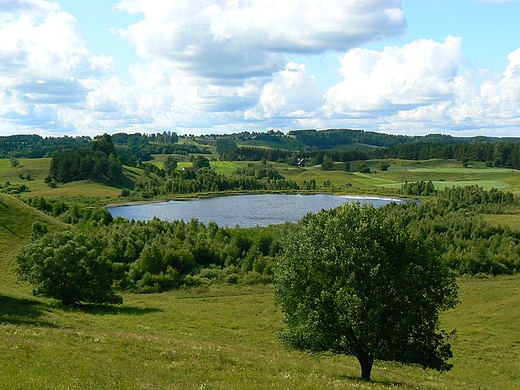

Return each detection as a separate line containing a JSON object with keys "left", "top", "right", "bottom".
{"left": 1, "top": 157, "right": 520, "bottom": 388}
{"left": 1, "top": 274, "right": 519, "bottom": 389}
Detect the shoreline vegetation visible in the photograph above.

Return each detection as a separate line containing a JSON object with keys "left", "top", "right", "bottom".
{"left": 2, "top": 129, "right": 520, "bottom": 388}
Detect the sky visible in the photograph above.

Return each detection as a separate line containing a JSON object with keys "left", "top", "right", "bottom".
{"left": 1, "top": 0, "right": 520, "bottom": 138}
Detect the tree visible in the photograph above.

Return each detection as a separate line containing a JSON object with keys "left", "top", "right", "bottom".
{"left": 10, "top": 157, "right": 20, "bottom": 168}
{"left": 321, "top": 155, "right": 334, "bottom": 171}
{"left": 163, "top": 155, "right": 178, "bottom": 176}
{"left": 193, "top": 155, "right": 211, "bottom": 169}
{"left": 16, "top": 231, "right": 123, "bottom": 305}
{"left": 92, "top": 133, "right": 115, "bottom": 156}
{"left": 274, "top": 203, "right": 458, "bottom": 381}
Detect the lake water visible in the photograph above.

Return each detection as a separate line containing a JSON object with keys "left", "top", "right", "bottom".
{"left": 109, "top": 194, "right": 408, "bottom": 228}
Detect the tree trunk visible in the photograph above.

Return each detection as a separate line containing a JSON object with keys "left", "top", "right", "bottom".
{"left": 357, "top": 353, "right": 374, "bottom": 381}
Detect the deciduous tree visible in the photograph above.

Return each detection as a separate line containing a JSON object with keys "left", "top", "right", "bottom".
{"left": 274, "top": 203, "right": 458, "bottom": 381}
{"left": 16, "top": 231, "right": 123, "bottom": 305}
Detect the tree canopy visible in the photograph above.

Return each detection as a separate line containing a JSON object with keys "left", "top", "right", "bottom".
{"left": 16, "top": 231, "right": 123, "bottom": 305}
{"left": 274, "top": 203, "right": 459, "bottom": 380}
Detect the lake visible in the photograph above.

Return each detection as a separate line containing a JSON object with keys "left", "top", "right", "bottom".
{"left": 109, "top": 194, "right": 409, "bottom": 228}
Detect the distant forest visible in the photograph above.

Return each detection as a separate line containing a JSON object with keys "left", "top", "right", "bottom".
{"left": 2, "top": 129, "right": 520, "bottom": 170}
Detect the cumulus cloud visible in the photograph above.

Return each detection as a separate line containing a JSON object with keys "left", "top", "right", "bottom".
{"left": 322, "top": 37, "right": 520, "bottom": 136}
{"left": 0, "top": 0, "right": 114, "bottom": 134}
{"left": 1, "top": 0, "right": 520, "bottom": 137}
{"left": 323, "top": 36, "right": 463, "bottom": 117}
{"left": 115, "top": 0, "right": 406, "bottom": 80}
{"left": 246, "top": 62, "right": 322, "bottom": 120}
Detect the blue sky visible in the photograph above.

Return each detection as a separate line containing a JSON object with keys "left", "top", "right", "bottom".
{"left": 1, "top": 0, "right": 520, "bottom": 137}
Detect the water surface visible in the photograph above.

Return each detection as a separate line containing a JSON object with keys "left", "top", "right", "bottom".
{"left": 109, "top": 194, "right": 407, "bottom": 228}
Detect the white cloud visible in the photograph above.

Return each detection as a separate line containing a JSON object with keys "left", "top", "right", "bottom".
{"left": 323, "top": 36, "right": 463, "bottom": 117}
{"left": 322, "top": 39, "right": 520, "bottom": 136}
{"left": 115, "top": 0, "right": 406, "bottom": 80}
{"left": 1, "top": 0, "right": 520, "bottom": 138}
{"left": 246, "top": 62, "right": 322, "bottom": 120}
{"left": 0, "top": 0, "right": 115, "bottom": 134}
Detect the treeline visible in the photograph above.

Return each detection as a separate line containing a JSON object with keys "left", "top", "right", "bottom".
{"left": 111, "top": 132, "right": 211, "bottom": 164}
{"left": 386, "top": 185, "right": 520, "bottom": 275}
{"left": 216, "top": 138, "right": 368, "bottom": 166}
{"left": 0, "top": 134, "right": 91, "bottom": 158}
{"left": 373, "top": 140, "right": 520, "bottom": 169}
{"left": 19, "top": 215, "right": 291, "bottom": 298}
{"left": 0, "top": 131, "right": 209, "bottom": 163}
{"left": 134, "top": 165, "right": 300, "bottom": 198}
{"left": 288, "top": 128, "right": 411, "bottom": 148}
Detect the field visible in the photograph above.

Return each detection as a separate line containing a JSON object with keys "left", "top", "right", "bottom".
{"left": 0, "top": 276, "right": 519, "bottom": 389}
{"left": 3, "top": 157, "right": 520, "bottom": 199}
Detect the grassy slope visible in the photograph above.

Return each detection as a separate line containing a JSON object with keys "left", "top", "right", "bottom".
{"left": 0, "top": 277, "right": 519, "bottom": 389}
{"left": 0, "top": 193, "right": 64, "bottom": 284}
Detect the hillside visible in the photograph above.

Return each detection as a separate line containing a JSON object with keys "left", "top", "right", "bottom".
{"left": 0, "top": 193, "right": 64, "bottom": 283}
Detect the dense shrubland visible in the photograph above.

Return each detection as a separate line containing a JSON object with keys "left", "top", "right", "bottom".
{"left": 388, "top": 184, "right": 520, "bottom": 275}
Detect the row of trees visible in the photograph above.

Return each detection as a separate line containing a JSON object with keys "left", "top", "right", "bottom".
{"left": 373, "top": 140, "right": 520, "bottom": 169}
{"left": 17, "top": 216, "right": 288, "bottom": 297}
{"left": 132, "top": 165, "right": 301, "bottom": 198}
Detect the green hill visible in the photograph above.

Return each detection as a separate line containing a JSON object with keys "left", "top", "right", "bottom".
{"left": 0, "top": 193, "right": 64, "bottom": 283}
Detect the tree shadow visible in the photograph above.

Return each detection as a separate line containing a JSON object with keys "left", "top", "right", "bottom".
{"left": 0, "top": 294, "right": 55, "bottom": 327}
{"left": 58, "top": 303, "right": 163, "bottom": 316}
{"left": 333, "top": 373, "right": 437, "bottom": 389}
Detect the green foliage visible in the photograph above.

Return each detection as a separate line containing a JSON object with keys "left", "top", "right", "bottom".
{"left": 192, "top": 155, "right": 211, "bottom": 169}
{"left": 383, "top": 186, "right": 520, "bottom": 275}
{"left": 9, "top": 157, "right": 19, "bottom": 168}
{"left": 400, "top": 180, "right": 436, "bottom": 196}
{"left": 16, "top": 231, "right": 123, "bottom": 305}
{"left": 274, "top": 203, "right": 458, "bottom": 380}
{"left": 320, "top": 155, "right": 334, "bottom": 170}
{"left": 162, "top": 155, "right": 178, "bottom": 176}
{"left": 21, "top": 217, "right": 287, "bottom": 293}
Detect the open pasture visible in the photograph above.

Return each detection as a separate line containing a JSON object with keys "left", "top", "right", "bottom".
{"left": 0, "top": 277, "right": 519, "bottom": 389}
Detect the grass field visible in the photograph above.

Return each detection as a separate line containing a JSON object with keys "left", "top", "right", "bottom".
{"left": 0, "top": 276, "right": 519, "bottom": 389}
{"left": 6, "top": 155, "right": 511, "bottom": 200}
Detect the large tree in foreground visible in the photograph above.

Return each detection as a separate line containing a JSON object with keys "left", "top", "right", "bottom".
{"left": 274, "top": 203, "right": 458, "bottom": 381}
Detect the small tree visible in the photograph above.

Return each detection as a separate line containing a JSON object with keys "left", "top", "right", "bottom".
{"left": 10, "top": 157, "right": 20, "bottom": 168}
{"left": 193, "top": 155, "right": 210, "bottom": 169}
{"left": 16, "top": 231, "right": 123, "bottom": 305}
{"left": 274, "top": 203, "right": 458, "bottom": 381}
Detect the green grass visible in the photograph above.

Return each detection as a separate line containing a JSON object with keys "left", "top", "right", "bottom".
{"left": 237, "top": 138, "right": 305, "bottom": 151}
{"left": 0, "top": 194, "right": 64, "bottom": 283}
{"left": 481, "top": 214, "right": 520, "bottom": 230}
{"left": 3, "top": 157, "right": 520, "bottom": 200}
{"left": 1, "top": 276, "right": 519, "bottom": 389}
